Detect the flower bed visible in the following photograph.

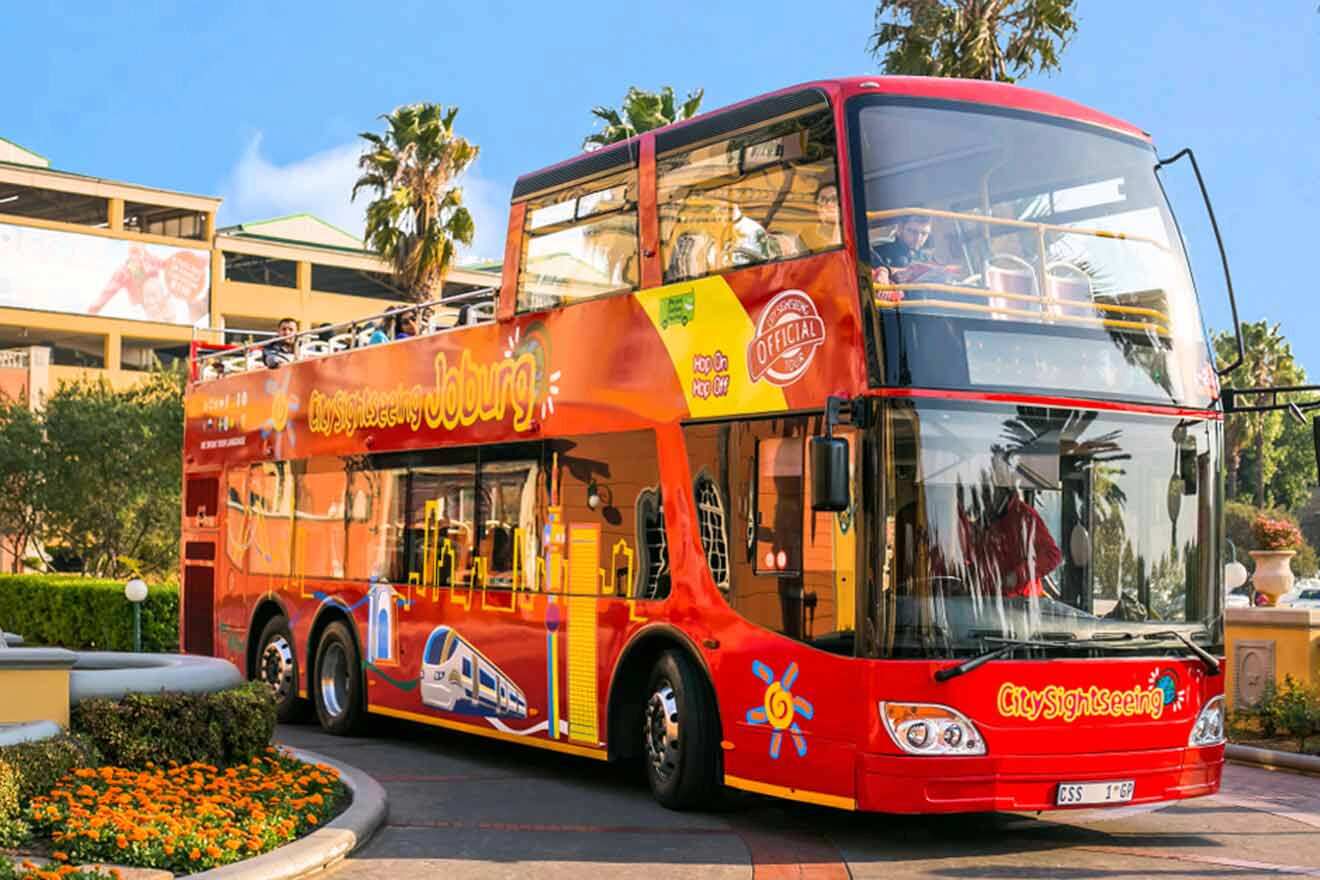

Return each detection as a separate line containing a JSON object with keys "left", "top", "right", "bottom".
{"left": 25, "top": 749, "right": 345, "bottom": 875}
{"left": 0, "top": 862, "right": 118, "bottom": 880}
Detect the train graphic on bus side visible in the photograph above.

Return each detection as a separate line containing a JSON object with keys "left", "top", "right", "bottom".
{"left": 419, "top": 625, "right": 528, "bottom": 719}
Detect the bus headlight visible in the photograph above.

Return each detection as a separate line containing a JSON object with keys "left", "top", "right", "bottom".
{"left": 1188, "top": 695, "right": 1226, "bottom": 747}
{"left": 880, "top": 702, "right": 986, "bottom": 756}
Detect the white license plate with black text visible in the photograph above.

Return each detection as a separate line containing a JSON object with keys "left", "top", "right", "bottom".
{"left": 1056, "top": 780, "right": 1134, "bottom": 806}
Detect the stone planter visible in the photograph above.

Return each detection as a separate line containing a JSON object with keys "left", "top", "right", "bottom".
{"left": 1249, "top": 549, "right": 1296, "bottom": 605}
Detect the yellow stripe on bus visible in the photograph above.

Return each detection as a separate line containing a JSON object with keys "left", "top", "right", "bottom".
{"left": 634, "top": 277, "right": 787, "bottom": 418}
{"left": 369, "top": 704, "right": 609, "bottom": 761}
{"left": 723, "top": 773, "right": 857, "bottom": 810}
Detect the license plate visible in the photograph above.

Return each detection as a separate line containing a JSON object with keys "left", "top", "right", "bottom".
{"left": 1056, "top": 780, "right": 1134, "bottom": 806}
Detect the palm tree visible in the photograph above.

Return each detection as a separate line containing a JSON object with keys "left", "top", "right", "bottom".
{"left": 583, "top": 86, "right": 704, "bottom": 151}
{"left": 1216, "top": 321, "right": 1305, "bottom": 506}
{"left": 353, "top": 104, "right": 478, "bottom": 302}
{"left": 869, "top": 0, "right": 1078, "bottom": 82}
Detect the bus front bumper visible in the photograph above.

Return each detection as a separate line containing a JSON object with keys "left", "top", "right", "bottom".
{"left": 856, "top": 745, "right": 1224, "bottom": 814}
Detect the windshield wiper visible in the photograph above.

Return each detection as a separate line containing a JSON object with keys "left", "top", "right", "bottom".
{"left": 1143, "top": 630, "right": 1221, "bottom": 675}
{"left": 934, "top": 637, "right": 1066, "bottom": 683}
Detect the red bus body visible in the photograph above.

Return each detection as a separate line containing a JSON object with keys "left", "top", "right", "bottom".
{"left": 181, "top": 77, "right": 1225, "bottom": 813}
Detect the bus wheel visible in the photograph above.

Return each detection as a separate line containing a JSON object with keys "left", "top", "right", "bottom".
{"left": 256, "top": 615, "right": 305, "bottom": 722}
{"left": 644, "top": 650, "right": 719, "bottom": 810}
{"left": 313, "top": 621, "right": 365, "bottom": 736}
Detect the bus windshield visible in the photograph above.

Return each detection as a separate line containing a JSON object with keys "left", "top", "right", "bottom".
{"left": 880, "top": 400, "right": 1222, "bottom": 658}
{"left": 850, "top": 99, "right": 1217, "bottom": 408}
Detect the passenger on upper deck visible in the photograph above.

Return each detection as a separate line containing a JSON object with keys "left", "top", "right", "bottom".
{"left": 873, "top": 214, "right": 934, "bottom": 278}
{"left": 797, "top": 183, "right": 842, "bottom": 252}
{"left": 262, "top": 317, "right": 299, "bottom": 368}
{"left": 395, "top": 309, "right": 421, "bottom": 340}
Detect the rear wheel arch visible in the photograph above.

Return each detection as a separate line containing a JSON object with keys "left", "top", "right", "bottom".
{"left": 606, "top": 624, "right": 721, "bottom": 761}
{"left": 305, "top": 602, "right": 362, "bottom": 698}
{"left": 246, "top": 598, "right": 290, "bottom": 680}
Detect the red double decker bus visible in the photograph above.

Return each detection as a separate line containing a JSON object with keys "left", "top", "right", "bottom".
{"left": 181, "top": 76, "right": 1230, "bottom": 814}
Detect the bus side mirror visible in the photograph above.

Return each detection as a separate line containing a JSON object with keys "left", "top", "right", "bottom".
{"left": 1313, "top": 416, "right": 1320, "bottom": 482}
{"left": 810, "top": 436, "right": 850, "bottom": 512}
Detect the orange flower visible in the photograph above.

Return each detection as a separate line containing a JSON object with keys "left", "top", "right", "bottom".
{"left": 206, "top": 844, "right": 223, "bottom": 858}
{"left": 189, "top": 847, "right": 201, "bottom": 860}
{"left": 116, "top": 833, "right": 128, "bottom": 849}
{"left": 52, "top": 851, "right": 69, "bottom": 862}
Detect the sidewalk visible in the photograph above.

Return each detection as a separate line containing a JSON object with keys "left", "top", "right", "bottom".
{"left": 279, "top": 721, "right": 1320, "bottom": 880}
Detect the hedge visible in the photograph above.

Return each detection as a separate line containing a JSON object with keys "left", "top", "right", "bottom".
{"left": 0, "top": 574, "right": 178, "bottom": 652}
{"left": 71, "top": 682, "right": 276, "bottom": 769}
{"left": 0, "top": 732, "right": 100, "bottom": 804}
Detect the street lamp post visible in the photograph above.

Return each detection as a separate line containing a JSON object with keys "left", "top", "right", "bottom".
{"left": 125, "top": 577, "right": 148, "bottom": 652}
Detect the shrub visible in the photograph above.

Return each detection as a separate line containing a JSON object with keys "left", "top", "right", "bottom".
{"left": 71, "top": 683, "right": 276, "bottom": 770}
{"left": 0, "top": 760, "right": 28, "bottom": 847}
{"left": 0, "top": 575, "right": 178, "bottom": 652}
{"left": 0, "top": 734, "right": 100, "bottom": 804}
{"left": 1263, "top": 675, "right": 1320, "bottom": 753}
{"left": 1253, "top": 515, "right": 1304, "bottom": 552}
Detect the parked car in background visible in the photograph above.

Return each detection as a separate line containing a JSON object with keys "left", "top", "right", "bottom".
{"left": 1226, "top": 585, "right": 1252, "bottom": 609}
{"left": 1284, "top": 587, "right": 1320, "bottom": 609}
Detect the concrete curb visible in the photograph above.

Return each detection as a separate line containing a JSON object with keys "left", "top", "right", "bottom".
{"left": 185, "top": 747, "right": 387, "bottom": 880}
{"left": 1226, "top": 743, "right": 1320, "bottom": 775}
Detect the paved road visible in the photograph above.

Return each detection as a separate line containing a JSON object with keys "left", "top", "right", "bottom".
{"left": 278, "top": 721, "right": 1320, "bottom": 879}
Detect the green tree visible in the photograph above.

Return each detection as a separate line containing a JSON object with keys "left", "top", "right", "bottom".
{"left": 1215, "top": 321, "right": 1306, "bottom": 507}
{"left": 583, "top": 86, "right": 704, "bottom": 150}
{"left": 0, "top": 397, "right": 46, "bottom": 573}
{"left": 354, "top": 104, "right": 478, "bottom": 302}
{"left": 40, "top": 370, "right": 183, "bottom": 578}
{"left": 869, "top": 0, "right": 1078, "bottom": 81}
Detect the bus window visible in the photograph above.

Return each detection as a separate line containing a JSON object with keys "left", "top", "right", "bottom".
{"left": 225, "top": 467, "right": 247, "bottom": 570}
{"left": 249, "top": 462, "right": 293, "bottom": 577}
{"left": 756, "top": 434, "right": 805, "bottom": 575}
{"left": 684, "top": 419, "right": 857, "bottom": 655}
{"left": 517, "top": 169, "right": 639, "bottom": 312}
{"left": 409, "top": 464, "right": 477, "bottom": 588}
{"left": 478, "top": 459, "right": 540, "bottom": 591}
{"left": 292, "top": 458, "right": 348, "bottom": 579}
{"left": 344, "top": 466, "right": 408, "bottom": 583}
{"left": 547, "top": 430, "right": 661, "bottom": 597}
{"left": 657, "top": 107, "right": 838, "bottom": 284}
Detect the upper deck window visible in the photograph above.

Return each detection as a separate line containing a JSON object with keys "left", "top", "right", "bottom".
{"left": 657, "top": 108, "right": 839, "bottom": 284}
{"left": 849, "top": 97, "right": 1217, "bottom": 408}
{"left": 517, "top": 170, "right": 639, "bottom": 312}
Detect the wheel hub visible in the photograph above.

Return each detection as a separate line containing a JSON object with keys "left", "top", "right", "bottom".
{"left": 644, "top": 681, "right": 681, "bottom": 783}
{"left": 320, "top": 642, "right": 349, "bottom": 719}
{"left": 261, "top": 635, "right": 295, "bottom": 702}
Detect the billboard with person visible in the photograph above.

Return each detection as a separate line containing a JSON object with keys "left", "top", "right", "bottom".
{"left": 0, "top": 221, "right": 210, "bottom": 326}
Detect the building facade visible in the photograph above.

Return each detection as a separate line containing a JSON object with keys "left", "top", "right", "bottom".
{"left": 0, "top": 140, "right": 498, "bottom": 399}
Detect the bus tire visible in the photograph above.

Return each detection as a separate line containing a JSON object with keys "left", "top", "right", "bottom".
{"left": 644, "top": 649, "right": 719, "bottom": 810}
{"left": 313, "top": 621, "right": 366, "bottom": 736}
{"left": 255, "top": 615, "right": 307, "bottom": 722}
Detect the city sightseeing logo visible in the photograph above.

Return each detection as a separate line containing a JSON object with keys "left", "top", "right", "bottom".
{"left": 306, "top": 349, "right": 538, "bottom": 438}
{"left": 997, "top": 681, "right": 1168, "bottom": 723}
{"left": 746, "top": 290, "right": 825, "bottom": 387}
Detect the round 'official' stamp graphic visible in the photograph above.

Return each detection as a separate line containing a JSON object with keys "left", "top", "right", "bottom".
{"left": 746, "top": 290, "right": 826, "bottom": 387}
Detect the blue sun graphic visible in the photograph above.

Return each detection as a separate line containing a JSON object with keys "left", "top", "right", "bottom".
{"left": 745, "top": 660, "right": 814, "bottom": 759}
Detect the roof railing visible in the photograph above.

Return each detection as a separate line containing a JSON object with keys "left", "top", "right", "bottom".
{"left": 191, "top": 286, "right": 499, "bottom": 382}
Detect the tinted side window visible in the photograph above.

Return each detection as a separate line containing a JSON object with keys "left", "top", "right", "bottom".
{"left": 249, "top": 462, "right": 293, "bottom": 577}
{"left": 658, "top": 108, "right": 839, "bottom": 283}
{"left": 293, "top": 459, "right": 348, "bottom": 579}
{"left": 683, "top": 418, "right": 857, "bottom": 654}
{"left": 547, "top": 430, "right": 666, "bottom": 598}
{"left": 517, "top": 170, "right": 639, "bottom": 312}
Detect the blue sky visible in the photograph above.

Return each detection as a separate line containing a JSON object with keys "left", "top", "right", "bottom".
{"left": 3, "top": 2, "right": 1317, "bottom": 372}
